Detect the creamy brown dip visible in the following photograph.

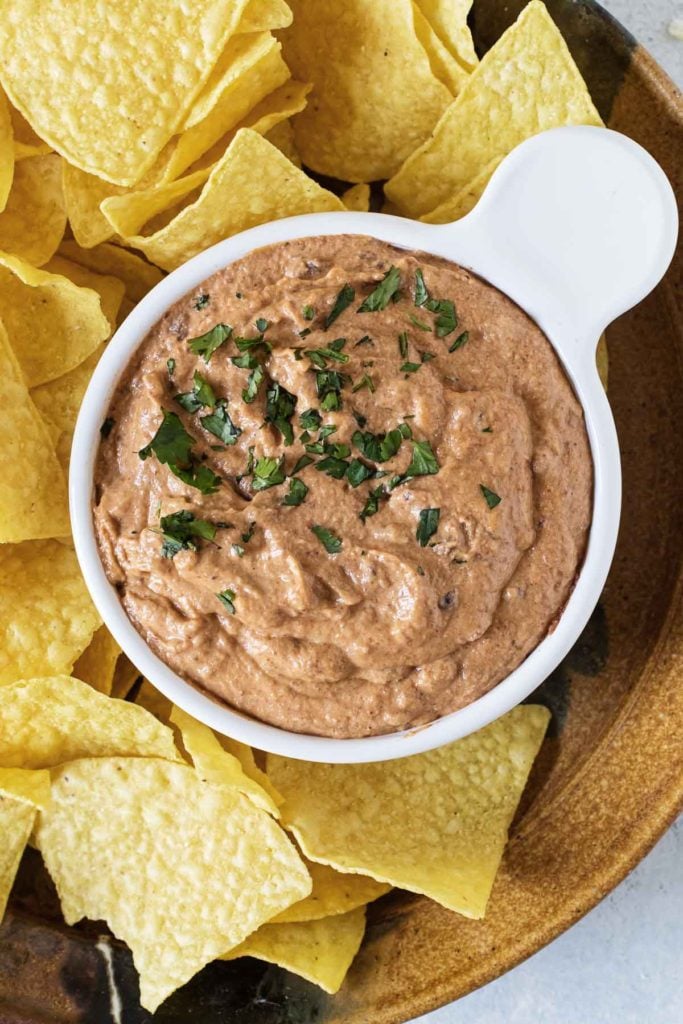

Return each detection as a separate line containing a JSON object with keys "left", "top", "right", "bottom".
{"left": 94, "top": 235, "right": 592, "bottom": 738}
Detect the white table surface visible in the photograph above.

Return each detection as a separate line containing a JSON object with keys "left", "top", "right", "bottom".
{"left": 414, "top": 3, "right": 682, "bottom": 1022}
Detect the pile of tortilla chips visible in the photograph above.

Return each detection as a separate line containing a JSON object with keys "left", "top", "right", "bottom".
{"left": 0, "top": 0, "right": 606, "bottom": 1012}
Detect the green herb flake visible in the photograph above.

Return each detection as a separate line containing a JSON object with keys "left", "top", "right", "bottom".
{"left": 241, "top": 521, "right": 256, "bottom": 544}
{"left": 417, "top": 565, "right": 426, "bottom": 576}
{"left": 401, "top": 361, "right": 421, "bottom": 374}
{"left": 242, "top": 364, "right": 265, "bottom": 404}
{"left": 357, "top": 266, "right": 401, "bottom": 313}
{"left": 232, "top": 543, "right": 245, "bottom": 557}
{"left": 398, "top": 331, "right": 409, "bottom": 359}
{"left": 193, "top": 293, "right": 210, "bottom": 311}
{"left": 359, "top": 484, "right": 387, "bottom": 522}
{"left": 324, "top": 283, "right": 355, "bottom": 330}
{"left": 316, "top": 369, "right": 347, "bottom": 411}
{"left": 159, "top": 509, "right": 217, "bottom": 559}
{"left": 138, "top": 410, "right": 221, "bottom": 494}
{"left": 416, "top": 507, "right": 440, "bottom": 547}
{"left": 405, "top": 439, "right": 439, "bottom": 478}
{"left": 188, "top": 322, "right": 232, "bottom": 361}
{"left": 449, "top": 330, "right": 469, "bottom": 353}
{"left": 302, "top": 304, "right": 315, "bottom": 321}
{"left": 234, "top": 335, "right": 271, "bottom": 354}
{"left": 100, "top": 417, "right": 115, "bottom": 438}
{"left": 216, "top": 589, "right": 236, "bottom": 614}
{"left": 353, "top": 426, "right": 405, "bottom": 463}
{"left": 318, "top": 424, "right": 337, "bottom": 440}
{"left": 200, "top": 400, "right": 242, "bottom": 445}
{"left": 480, "top": 484, "right": 501, "bottom": 509}
{"left": 311, "top": 524, "right": 342, "bottom": 554}
{"left": 283, "top": 477, "right": 309, "bottom": 507}
{"left": 354, "top": 334, "right": 373, "bottom": 347}
{"left": 175, "top": 370, "right": 217, "bottom": 413}
{"left": 265, "top": 380, "right": 297, "bottom": 445}
{"left": 352, "top": 373, "right": 375, "bottom": 394}
{"left": 166, "top": 358, "right": 176, "bottom": 377}
{"left": 409, "top": 313, "right": 432, "bottom": 332}
{"left": 315, "top": 456, "right": 349, "bottom": 479}
{"left": 346, "top": 459, "right": 373, "bottom": 487}
{"left": 291, "top": 454, "right": 314, "bottom": 476}
{"left": 352, "top": 409, "right": 367, "bottom": 429}
{"left": 252, "top": 455, "right": 286, "bottom": 492}
{"left": 255, "top": 317, "right": 269, "bottom": 333}
{"left": 482, "top": 426, "right": 493, "bottom": 433}
{"left": 414, "top": 268, "right": 429, "bottom": 307}
{"left": 298, "top": 328, "right": 312, "bottom": 340}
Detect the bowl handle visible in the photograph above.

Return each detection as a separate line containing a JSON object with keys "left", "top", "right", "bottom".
{"left": 428, "top": 126, "right": 678, "bottom": 359}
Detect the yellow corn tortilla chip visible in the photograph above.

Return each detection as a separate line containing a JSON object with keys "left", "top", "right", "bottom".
{"left": 217, "top": 735, "right": 285, "bottom": 809}
{"left": 0, "top": 767, "right": 51, "bottom": 810}
{"left": 31, "top": 345, "right": 104, "bottom": 474}
{"left": 385, "top": 1, "right": 602, "bottom": 217}
{"left": 0, "top": 321, "right": 69, "bottom": 541}
{"left": 8, "top": 102, "right": 49, "bottom": 150}
{"left": 0, "top": 155, "right": 65, "bottom": 266}
{"left": 225, "top": 907, "right": 366, "bottom": 993}
{"left": 415, "top": 1, "right": 478, "bottom": 70}
{"left": 238, "top": 0, "right": 293, "bottom": 32}
{"left": 0, "top": 796, "right": 35, "bottom": 923}
{"left": 0, "top": 251, "right": 110, "bottom": 387}
{"left": 135, "top": 679, "right": 174, "bottom": 723}
{"left": 0, "top": 543, "right": 101, "bottom": 683}
{"left": 100, "top": 167, "right": 213, "bottom": 240}
{"left": 170, "top": 705, "right": 280, "bottom": 817}
{"left": 282, "top": 0, "right": 452, "bottom": 182}
{"left": 412, "top": 1, "right": 469, "bottom": 95}
{"left": 268, "top": 705, "right": 550, "bottom": 919}
{"left": 110, "top": 656, "right": 143, "bottom": 701}
{"left": 342, "top": 184, "right": 371, "bottom": 212}
{"left": 61, "top": 163, "right": 122, "bottom": 248}
{"left": 71, "top": 626, "right": 121, "bottom": 696}
{"left": 0, "top": 676, "right": 182, "bottom": 768}
{"left": 117, "top": 129, "right": 344, "bottom": 272}
{"left": 421, "top": 155, "right": 502, "bottom": 223}
{"left": 0, "top": 89, "right": 15, "bottom": 212}
{"left": 35, "top": 757, "right": 311, "bottom": 1012}
{"left": 0, "top": 1, "right": 253, "bottom": 186}
{"left": 44, "top": 257, "right": 126, "bottom": 331}
{"left": 14, "top": 139, "right": 52, "bottom": 160}
{"left": 264, "top": 118, "right": 302, "bottom": 167}
{"left": 273, "top": 857, "right": 390, "bottom": 923}
{"left": 161, "top": 35, "right": 291, "bottom": 182}
{"left": 58, "top": 241, "right": 164, "bottom": 305}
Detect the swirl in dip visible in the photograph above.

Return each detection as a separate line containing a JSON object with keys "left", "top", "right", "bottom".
{"left": 93, "top": 235, "right": 592, "bottom": 738}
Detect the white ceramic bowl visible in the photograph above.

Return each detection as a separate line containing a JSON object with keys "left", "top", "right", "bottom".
{"left": 70, "top": 127, "right": 678, "bottom": 763}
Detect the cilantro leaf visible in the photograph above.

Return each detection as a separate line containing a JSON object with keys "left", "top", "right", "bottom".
{"left": 311, "top": 524, "right": 342, "bottom": 554}
{"left": 100, "top": 417, "right": 115, "bottom": 438}
{"left": 351, "top": 373, "right": 375, "bottom": 394}
{"left": 193, "top": 293, "right": 210, "bottom": 311}
{"left": 139, "top": 411, "right": 221, "bottom": 493}
{"left": 305, "top": 343, "right": 349, "bottom": 368}
{"left": 354, "top": 334, "right": 373, "bottom": 347}
{"left": 283, "top": 477, "right": 309, "bottom": 506}
{"left": 291, "top": 454, "right": 314, "bottom": 475}
{"left": 315, "top": 369, "right": 347, "bottom": 411}
{"left": 234, "top": 334, "right": 271, "bottom": 354}
{"left": 425, "top": 297, "right": 457, "bottom": 337}
{"left": 232, "top": 544, "right": 245, "bottom": 557}
{"left": 346, "top": 459, "right": 373, "bottom": 487}
{"left": 480, "top": 484, "right": 501, "bottom": 509}
{"left": 175, "top": 371, "right": 216, "bottom": 413}
{"left": 299, "top": 409, "right": 322, "bottom": 431}
{"left": 416, "top": 507, "right": 440, "bottom": 547}
{"left": 324, "top": 284, "right": 355, "bottom": 330}
{"left": 166, "top": 358, "right": 176, "bottom": 377}
{"left": 315, "top": 456, "right": 349, "bottom": 479}
{"left": 303, "top": 304, "right": 315, "bottom": 321}
{"left": 405, "top": 439, "right": 439, "bottom": 478}
{"left": 159, "top": 510, "right": 217, "bottom": 559}
{"left": 409, "top": 313, "right": 431, "bottom": 332}
{"left": 265, "top": 380, "right": 297, "bottom": 445}
{"left": 414, "top": 269, "right": 429, "bottom": 307}
{"left": 188, "top": 322, "right": 232, "bottom": 361}
{"left": 449, "top": 330, "right": 469, "bottom": 352}
{"left": 359, "top": 484, "right": 387, "bottom": 522}
{"left": 255, "top": 318, "right": 269, "bottom": 333}
{"left": 241, "top": 521, "right": 256, "bottom": 543}
{"left": 353, "top": 426, "right": 405, "bottom": 463}
{"left": 200, "top": 400, "right": 242, "bottom": 445}
{"left": 357, "top": 266, "right": 401, "bottom": 312}
{"left": 216, "top": 589, "right": 236, "bottom": 614}
{"left": 398, "top": 331, "right": 409, "bottom": 359}
{"left": 252, "top": 455, "right": 286, "bottom": 492}
{"left": 242, "top": 364, "right": 265, "bottom": 404}
{"left": 401, "top": 361, "right": 421, "bottom": 374}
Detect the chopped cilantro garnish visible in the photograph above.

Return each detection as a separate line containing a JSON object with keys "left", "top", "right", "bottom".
{"left": 251, "top": 455, "right": 286, "bottom": 492}
{"left": 175, "top": 371, "right": 216, "bottom": 413}
{"left": 482, "top": 426, "right": 493, "bottom": 433}
{"left": 405, "top": 439, "right": 439, "bottom": 478}
{"left": 305, "top": 441, "right": 325, "bottom": 455}
{"left": 357, "top": 266, "right": 401, "bottom": 312}
{"left": 231, "top": 352, "right": 257, "bottom": 369}
{"left": 354, "top": 334, "right": 373, "bottom": 347}
{"left": 315, "top": 456, "right": 349, "bottom": 479}
{"left": 245, "top": 447, "right": 255, "bottom": 475}
{"left": 298, "top": 328, "right": 312, "bottom": 339}
{"left": 138, "top": 411, "right": 221, "bottom": 494}
{"left": 283, "top": 477, "right": 309, "bottom": 506}
{"left": 351, "top": 373, "right": 375, "bottom": 393}
{"left": 409, "top": 313, "right": 431, "bottom": 332}
{"left": 401, "top": 361, "right": 421, "bottom": 374}
{"left": 255, "top": 317, "right": 269, "bottom": 333}
{"left": 311, "top": 524, "right": 342, "bottom": 554}
{"left": 232, "top": 543, "right": 245, "bottom": 557}
{"left": 265, "top": 380, "right": 297, "bottom": 445}
{"left": 449, "top": 330, "right": 469, "bottom": 352}
{"left": 241, "top": 521, "right": 256, "bottom": 544}
{"left": 318, "top": 424, "right": 337, "bottom": 440}
{"left": 324, "top": 283, "right": 355, "bottom": 330}
{"left": 100, "top": 417, "right": 115, "bottom": 438}
{"left": 480, "top": 484, "right": 501, "bottom": 509}
{"left": 346, "top": 459, "right": 374, "bottom": 487}
{"left": 420, "top": 351, "right": 435, "bottom": 363}
{"left": 200, "top": 400, "right": 242, "bottom": 445}
{"left": 414, "top": 268, "right": 429, "bottom": 307}
{"left": 416, "top": 508, "right": 440, "bottom": 547}
{"left": 398, "top": 331, "right": 409, "bottom": 359}
{"left": 302, "top": 304, "right": 315, "bottom": 321}
{"left": 352, "top": 409, "right": 367, "bottom": 429}
{"left": 242, "top": 364, "right": 265, "bottom": 404}
{"left": 188, "top": 322, "right": 232, "bottom": 361}
{"left": 352, "top": 426, "right": 405, "bottom": 463}
{"left": 290, "top": 454, "right": 314, "bottom": 475}
{"left": 159, "top": 509, "right": 217, "bottom": 559}
{"left": 360, "top": 484, "right": 387, "bottom": 522}
{"left": 306, "top": 344, "right": 349, "bottom": 368}
{"left": 193, "top": 293, "right": 210, "bottom": 311}
{"left": 300, "top": 430, "right": 311, "bottom": 443}
{"left": 417, "top": 565, "right": 425, "bottom": 576}
{"left": 166, "top": 358, "right": 176, "bottom": 377}
{"left": 316, "top": 369, "right": 347, "bottom": 411}
{"left": 413, "top": 269, "right": 458, "bottom": 337}
{"left": 234, "top": 335, "right": 271, "bottom": 354}
{"left": 216, "top": 589, "right": 236, "bottom": 614}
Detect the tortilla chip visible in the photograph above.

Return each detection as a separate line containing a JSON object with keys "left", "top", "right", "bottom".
{"left": 412, "top": 1, "right": 469, "bottom": 95}
{"left": 0, "top": 541, "right": 102, "bottom": 683}
{"left": 342, "top": 184, "right": 371, "bottom": 212}
{"left": 110, "top": 655, "right": 143, "bottom": 700}
{"left": 0, "top": 89, "right": 13, "bottom": 212}
{"left": 61, "top": 163, "right": 122, "bottom": 248}
{"left": 421, "top": 155, "right": 502, "bottom": 223}
{"left": 268, "top": 705, "right": 550, "bottom": 919}
{"left": 57, "top": 241, "right": 164, "bottom": 305}
{"left": 135, "top": 679, "right": 174, "bottom": 723}
{"left": 238, "top": 0, "right": 293, "bottom": 32}
{"left": 117, "top": 129, "right": 344, "bottom": 272}
{"left": 385, "top": 0, "right": 602, "bottom": 217}
{"left": 100, "top": 167, "right": 213, "bottom": 240}
{"left": 160, "top": 34, "right": 291, "bottom": 182}
{"left": 43, "top": 257, "right": 124, "bottom": 331}
{"left": 415, "top": 1, "right": 478, "bottom": 70}
{"left": 35, "top": 756, "right": 311, "bottom": 1011}
{"left": 170, "top": 705, "right": 280, "bottom": 817}
{"left": 31, "top": 345, "right": 104, "bottom": 474}
{"left": 0, "top": 767, "right": 51, "bottom": 810}
{"left": 0, "top": 796, "right": 35, "bottom": 923}
{"left": 0, "top": 155, "right": 65, "bottom": 266}
{"left": 0, "top": 0, "right": 253, "bottom": 186}
{"left": 264, "top": 118, "right": 302, "bottom": 167}
{"left": 0, "top": 676, "right": 182, "bottom": 768}
{"left": 0, "top": 251, "right": 110, "bottom": 387}
{"left": 71, "top": 626, "right": 121, "bottom": 696}
{"left": 0, "top": 321, "right": 69, "bottom": 542}
{"left": 218, "top": 736, "right": 284, "bottom": 809}
{"left": 225, "top": 907, "right": 366, "bottom": 993}
{"left": 281, "top": 0, "right": 452, "bottom": 181}
{"left": 273, "top": 857, "right": 390, "bottom": 923}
